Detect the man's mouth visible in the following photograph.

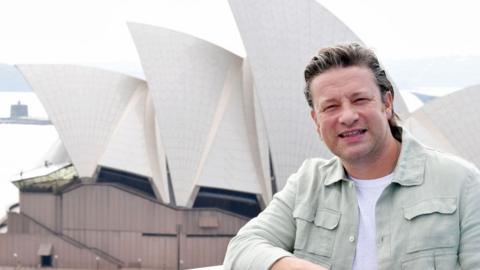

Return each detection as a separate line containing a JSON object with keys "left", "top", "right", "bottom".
{"left": 338, "top": 129, "right": 367, "bottom": 138}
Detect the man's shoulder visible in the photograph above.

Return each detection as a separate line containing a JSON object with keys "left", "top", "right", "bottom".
{"left": 403, "top": 128, "right": 478, "bottom": 176}
{"left": 423, "top": 146, "right": 479, "bottom": 176}
{"left": 413, "top": 145, "right": 480, "bottom": 194}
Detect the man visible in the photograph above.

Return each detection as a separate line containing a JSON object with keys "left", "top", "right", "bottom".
{"left": 223, "top": 43, "right": 480, "bottom": 269}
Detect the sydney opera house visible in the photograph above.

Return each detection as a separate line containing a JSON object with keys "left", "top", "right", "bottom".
{"left": 0, "top": 0, "right": 477, "bottom": 269}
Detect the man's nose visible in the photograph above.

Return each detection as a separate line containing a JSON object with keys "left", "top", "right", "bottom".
{"left": 338, "top": 105, "right": 359, "bottom": 126}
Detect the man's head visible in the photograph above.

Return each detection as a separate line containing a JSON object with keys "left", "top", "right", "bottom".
{"left": 304, "top": 43, "right": 399, "bottom": 130}
{"left": 304, "top": 43, "right": 401, "bottom": 173}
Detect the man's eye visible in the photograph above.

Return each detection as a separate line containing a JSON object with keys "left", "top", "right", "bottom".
{"left": 354, "top": 98, "right": 368, "bottom": 104}
{"left": 323, "top": 105, "right": 337, "bottom": 112}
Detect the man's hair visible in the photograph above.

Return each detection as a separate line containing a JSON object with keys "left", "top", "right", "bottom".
{"left": 303, "top": 43, "right": 400, "bottom": 135}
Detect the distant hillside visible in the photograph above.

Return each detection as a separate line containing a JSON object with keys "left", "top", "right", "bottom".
{"left": 0, "top": 64, "right": 31, "bottom": 92}
{"left": 1, "top": 57, "right": 480, "bottom": 93}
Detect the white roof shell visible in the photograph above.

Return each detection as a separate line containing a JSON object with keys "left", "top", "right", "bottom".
{"left": 404, "top": 84, "right": 480, "bottom": 166}
{"left": 37, "top": 138, "right": 70, "bottom": 167}
{"left": 128, "top": 23, "right": 269, "bottom": 206}
{"left": 18, "top": 65, "right": 139, "bottom": 178}
{"left": 18, "top": 65, "right": 170, "bottom": 202}
{"left": 99, "top": 82, "right": 170, "bottom": 202}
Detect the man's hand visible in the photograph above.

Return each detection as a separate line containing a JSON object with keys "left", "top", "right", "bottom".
{"left": 271, "top": 257, "right": 329, "bottom": 270}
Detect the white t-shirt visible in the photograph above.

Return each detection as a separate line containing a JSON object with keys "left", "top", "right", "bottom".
{"left": 350, "top": 173, "right": 393, "bottom": 270}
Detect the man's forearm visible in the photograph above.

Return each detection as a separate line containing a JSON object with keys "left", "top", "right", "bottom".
{"left": 270, "top": 257, "right": 329, "bottom": 270}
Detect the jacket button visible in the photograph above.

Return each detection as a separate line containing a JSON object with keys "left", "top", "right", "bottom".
{"left": 349, "top": 236, "right": 355, "bottom": 242}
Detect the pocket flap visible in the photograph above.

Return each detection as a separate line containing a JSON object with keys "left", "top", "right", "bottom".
{"left": 403, "top": 198, "right": 457, "bottom": 221}
{"left": 293, "top": 208, "right": 314, "bottom": 222}
{"left": 314, "top": 209, "right": 341, "bottom": 230}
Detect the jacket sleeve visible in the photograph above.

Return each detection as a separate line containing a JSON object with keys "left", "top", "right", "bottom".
{"left": 223, "top": 169, "right": 300, "bottom": 270}
{"left": 458, "top": 167, "right": 480, "bottom": 268}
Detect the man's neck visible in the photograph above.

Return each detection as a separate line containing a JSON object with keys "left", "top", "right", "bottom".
{"left": 343, "top": 138, "right": 401, "bottom": 180}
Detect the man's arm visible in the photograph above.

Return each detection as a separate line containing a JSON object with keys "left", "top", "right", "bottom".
{"left": 271, "top": 257, "right": 328, "bottom": 270}
{"left": 223, "top": 165, "right": 328, "bottom": 270}
{"left": 223, "top": 172, "right": 298, "bottom": 269}
{"left": 458, "top": 169, "right": 480, "bottom": 268}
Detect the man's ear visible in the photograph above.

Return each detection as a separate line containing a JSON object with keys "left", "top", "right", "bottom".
{"left": 383, "top": 91, "right": 393, "bottom": 118}
{"left": 310, "top": 110, "right": 322, "bottom": 135}
{"left": 310, "top": 109, "right": 317, "bottom": 122}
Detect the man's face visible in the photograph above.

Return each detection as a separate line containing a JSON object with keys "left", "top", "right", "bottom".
{"left": 310, "top": 66, "right": 394, "bottom": 165}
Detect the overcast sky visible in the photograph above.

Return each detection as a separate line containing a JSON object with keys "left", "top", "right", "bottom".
{"left": 321, "top": 0, "right": 480, "bottom": 58}
{"left": 0, "top": 0, "right": 479, "bottom": 78}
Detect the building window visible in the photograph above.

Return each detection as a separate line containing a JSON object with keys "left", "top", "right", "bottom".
{"left": 97, "top": 167, "right": 155, "bottom": 197}
{"left": 193, "top": 187, "right": 261, "bottom": 218}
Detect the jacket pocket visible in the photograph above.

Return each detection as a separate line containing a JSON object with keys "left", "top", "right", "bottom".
{"left": 403, "top": 197, "right": 459, "bottom": 253}
{"left": 401, "top": 253, "right": 459, "bottom": 270}
{"left": 293, "top": 208, "right": 340, "bottom": 257}
{"left": 402, "top": 256, "right": 435, "bottom": 270}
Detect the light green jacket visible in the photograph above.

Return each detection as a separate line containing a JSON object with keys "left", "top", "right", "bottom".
{"left": 224, "top": 130, "right": 480, "bottom": 269}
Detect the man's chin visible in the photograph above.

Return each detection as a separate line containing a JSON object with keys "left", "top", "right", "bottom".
{"left": 337, "top": 148, "right": 370, "bottom": 163}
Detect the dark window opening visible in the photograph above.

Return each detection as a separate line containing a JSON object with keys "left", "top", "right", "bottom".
{"left": 268, "top": 148, "right": 278, "bottom": 194}
{"left": 142, "top": 232, "right": 177, "bottom": 237}
{"left": 97, "top": 167, "right": 155, "bottom": 198}
{"left": 165, "top": 158, "right": 176, "bottom": 206}
{"left": 41, "top": 255, "right": 52, "bottom": 267}
{"left": 193, "top": 187, "right": 261, "bottom": 218}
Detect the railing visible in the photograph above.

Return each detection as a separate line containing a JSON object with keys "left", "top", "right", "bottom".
{"left": 17, "top": 212, "right": 124, "bottom": 267}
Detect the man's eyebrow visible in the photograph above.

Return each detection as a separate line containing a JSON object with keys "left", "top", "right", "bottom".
{"left": 320, "top": 91, "right": 369, "bottom": 103}
{"left": 349, "top": 91, "right": 371, "bottom": 98}
{"left": 318, "top": 98, "right": 337, "bottom": 106}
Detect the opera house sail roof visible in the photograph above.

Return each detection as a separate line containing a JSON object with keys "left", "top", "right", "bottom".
{"left": 128, "top": 23, "right": 269, "bottom": 207}
{"left": 405, "top": 84, "right": 480, "bottom": 167}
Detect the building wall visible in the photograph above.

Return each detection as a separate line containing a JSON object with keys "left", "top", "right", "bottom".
{"left": 3, "top": 212, "right": 122, "bottom": 267}
{"left": 0, "top": 230, "right": 118, "bottom": 268}
{"left": 62, "top": 184, "right": 179, "bottom": 233}
{"left": 64, "top": 230, "right": 178, "bottom": 268}
{"left": 6, "top": 212, "right": 50, "bottom": 235}
{"left": 20, "top": 192, "right": 58, "bottom": 231}
{"left": 0, "top": 183, "right": 247, "bottom": 269}
{"left": 182, "top": 236, "right": 231, "bottom": 269}
{"left": 59, "top": 184, "right": 247, "bottom": 269}
{"left": 3, "top": 184, "right": 247, "bottom": 269}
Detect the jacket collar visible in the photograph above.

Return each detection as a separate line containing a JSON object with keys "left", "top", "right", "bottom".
{"left": 391, "top": 129, "right": 426, "bottom": 186}
{"left": 323, "top": 128, "right": 426, "bottom": 186}
{"left": 323, "top": 157, "right": 348, "bottom": 186}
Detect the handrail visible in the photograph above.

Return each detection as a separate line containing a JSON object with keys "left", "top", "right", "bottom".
{"left": 17, "top": 212, "right": 124, "bottom": 267}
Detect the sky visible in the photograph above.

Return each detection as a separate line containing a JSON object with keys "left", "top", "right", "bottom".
{"left": 321, "top": 0, "right": 480, "bottom": 59}
{"left": 1, "top": 0, "right": 480, "bottom": 79}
